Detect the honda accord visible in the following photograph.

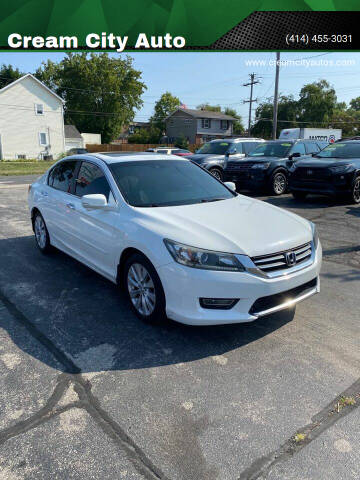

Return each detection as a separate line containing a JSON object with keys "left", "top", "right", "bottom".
{"left": 28, "top": 153, "right": 322, "bottom": 325}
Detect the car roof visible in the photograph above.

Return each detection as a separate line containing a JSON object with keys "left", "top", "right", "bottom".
{"left": 209, "top": 138, "right": 263, "bottom": 143}
{"left": 62, "top": 152, "right": 187, "bottom": 165}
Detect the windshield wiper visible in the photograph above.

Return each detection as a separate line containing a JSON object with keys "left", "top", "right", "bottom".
{"left": 199, "top": 198, "right": 227, "bottom": 203}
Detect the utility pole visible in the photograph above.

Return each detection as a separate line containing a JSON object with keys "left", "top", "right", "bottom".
{"left": 243, "top": 73, "right": 260, "bottom": 137}
{"left": 272, "top": 52, "right": 280, "bottom": 140}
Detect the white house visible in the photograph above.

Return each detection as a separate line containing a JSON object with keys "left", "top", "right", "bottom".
{"left": 0, "top": 74, "right": 65, "bottom": 160}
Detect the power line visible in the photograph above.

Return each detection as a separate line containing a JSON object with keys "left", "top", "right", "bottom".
{"left": 243, "top": 73, "right": 260, "bottom": 136}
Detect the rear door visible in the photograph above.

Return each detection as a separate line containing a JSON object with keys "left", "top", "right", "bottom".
{"left": 42, "top": 160, "right": 78, "bottom": 247}
{"left": 67, "top": 161, "right": 119, "bottom": 279}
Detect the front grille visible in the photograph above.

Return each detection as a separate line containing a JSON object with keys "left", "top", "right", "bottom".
{"left": 293, "top": 167, "right": 330, "bottom": 182}
{"left": 226, "top": 162, "right": 253, "bottom": 172}
{"left": 252, "top": 242, "right": 312, "bottom": 273}
{"left": 249, "top": 278, "right": 317, "bottom": 315}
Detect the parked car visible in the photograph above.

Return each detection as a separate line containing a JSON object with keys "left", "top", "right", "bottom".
{"left": 289, "top": 140, "right": 360, "bottom": 204}
{"left": 67, "top": 148, "right": 88, "bottom": 155}
{"left": 145, "top": 147, "right": 192, "bottom": 156}
{"left": 28, "top": 153, "right": 321, "bottom": 326}
{"left": 224, "top": 139, "right": 328, "bottom": 196}
{"left": 187, "top": 138, "right": 265, "bottom": 181}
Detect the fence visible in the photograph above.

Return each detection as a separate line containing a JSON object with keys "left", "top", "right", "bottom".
{"left": 86, "top": 143, "right": 198, "bottom": 153}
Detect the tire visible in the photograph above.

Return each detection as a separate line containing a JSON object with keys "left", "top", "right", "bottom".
{"left": 123, "top": 252, "right": 166, "bottom": 324}
{"left": 209, "top": 168, "right": 223, "bottom": 182}
{"left": 350, "top": 175, "right": 360, "bottom": 204}
{"left": 269, "top": 171, "right": 287, "bottom": 196}
{"left": 33, "top": 211, "right": 52, "bottom": 254}
{"left": 292, "top": 191, "right": 308, "bottom": 201}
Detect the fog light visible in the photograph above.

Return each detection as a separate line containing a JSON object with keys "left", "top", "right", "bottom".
{"left": 199, "top": 298, "right": 239, "bottom": 310}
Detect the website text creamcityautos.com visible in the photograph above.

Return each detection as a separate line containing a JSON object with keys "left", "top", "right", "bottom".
{"left": 7, "top": 33, "right": 187, "bottom": 51}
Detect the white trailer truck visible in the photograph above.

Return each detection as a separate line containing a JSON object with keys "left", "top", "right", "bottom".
{"left": 279, "top": 128, "right": 342, "bottom": 143}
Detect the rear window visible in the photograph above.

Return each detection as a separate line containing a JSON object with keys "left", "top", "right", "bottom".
{"left": 48, "top": 161, "right": 77, "bottom": 193}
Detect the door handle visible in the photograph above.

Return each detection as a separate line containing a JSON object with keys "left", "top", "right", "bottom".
{"left": 66, "top": 203, "right": 75, "bottom": 210}
{"left": 41, "top": 191, "right": 48, "bottom": 197}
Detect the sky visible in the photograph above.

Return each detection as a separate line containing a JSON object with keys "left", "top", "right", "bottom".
{"left": 2, "top": 51, "right": 360, "bottom": 126}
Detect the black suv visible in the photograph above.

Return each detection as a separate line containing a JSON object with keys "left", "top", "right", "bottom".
{"left": 289, "top": 140, "right": 360, "bottom": 204}
{"left": 188, "top": 138, "right": 264, "bottom": 181}
{"left": 224, "top": 139, "right": 328, "bottom": 195}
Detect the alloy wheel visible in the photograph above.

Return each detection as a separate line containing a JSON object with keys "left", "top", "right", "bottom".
{"left": 353, "top": 178, "right": 360, "bottom": 203}
{"left": 211, "top": 169, "right": 222, "bottom": 181}
{"left": 273, "top": 173, "right": 286, "bottom": 195}
{"left": 127, "top": 263, "right": 156, "bottom": 316}
{"left": 34, "top": 215, "right": 47, "bottom": 249}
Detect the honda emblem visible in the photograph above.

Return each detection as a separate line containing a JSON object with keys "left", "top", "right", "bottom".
{"left": 285, "top": 251, "right": 297, "bottom": 266}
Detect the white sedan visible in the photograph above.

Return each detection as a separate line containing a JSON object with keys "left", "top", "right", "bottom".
{"left": 28, "top": 153, "right": 322, "bottom": 325}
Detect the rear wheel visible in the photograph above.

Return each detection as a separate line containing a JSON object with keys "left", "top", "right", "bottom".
{"left": 350, "top": 175, "right": 360, "bottom": 204}
{"left": 269, "top": 171, "right": 287, "bottom": 195}
{"left": 33, "top": 212, "right": 52, "bottom": 254}
{"left": 123, "top": 253, "right": 166, "bottom": 324}
{"left": 292, "top": 191, "right": 308, "bottom": 201}
{"left": 209, "top": 168, "right": 223, "bottom": 182}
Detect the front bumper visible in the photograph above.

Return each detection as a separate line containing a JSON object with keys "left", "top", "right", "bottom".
{"left": 289, "top": 171, "right": 354, "bottom": 195}
{"left": 223, "top": 170, "right": 268, "bottom": 189}
{"left": 157, "top": 241, "right": 322, "bottom": 325}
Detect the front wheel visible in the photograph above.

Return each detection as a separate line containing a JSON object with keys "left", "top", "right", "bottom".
{"left": 209, "top": 168, "right": 223, "bottom": 182}
{"left": 123, "top": 253, "right": 166, "bottom": 324}
{"left": 33, "top": 212, "right": 52, "bottom": 254}
{"left": 350, "top": 176, "right": 360, "bottom": 204}
{"left": 269, "top": 171, "right": 287, "bottom": 196}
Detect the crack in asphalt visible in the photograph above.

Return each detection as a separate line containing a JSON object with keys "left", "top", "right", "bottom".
{"left": 238, "top": 378, "right": 360, "bottom": 480}
{"left": 0, "top": 290, "right": 170, "bottom": 480}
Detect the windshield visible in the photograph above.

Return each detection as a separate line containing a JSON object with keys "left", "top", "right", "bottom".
{"left": 110, "top": 160, "right": 235, "bottom": 207}
{"left": 196, "top": 142, "right": 231, "bottom": 155}
{"left": 315, "top": 142, "right": 360, "bottom": 159}
{"left": 248, "top": 142, "right": 292, "bottom": 158}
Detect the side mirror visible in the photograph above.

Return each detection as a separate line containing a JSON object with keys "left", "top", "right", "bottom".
{"left": 224, "top": 181, "right": 236, "bottom": 191}
{"left": 289, "top": 152, "right": 301, "bottom": 159}
{"left": 81, "top": 194, "right": 107, "bottom": 209}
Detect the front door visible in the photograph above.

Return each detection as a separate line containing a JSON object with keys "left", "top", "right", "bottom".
{"left": 66, "top": 161, "right": 118, "bottom": 280}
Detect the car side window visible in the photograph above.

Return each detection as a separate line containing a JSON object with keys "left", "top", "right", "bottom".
{"left": 305, "top": 142, "right": 320, "bottom": 154}
{"left": 75, "top": 162, "right": 111, "bottom": 200}
{"left": 48, "top": 161, "right": 77, "bottom": 193}
{"left": 290, "top": 143, "right": 306, "bottom": 155}
{"left": 234, "top": 143, "right": 243, "bottom": 154}
{"left": 243, "top": 142, "right": 259, "bottom": 154}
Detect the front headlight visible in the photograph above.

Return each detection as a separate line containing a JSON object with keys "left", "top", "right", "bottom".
{"left": 164, "top": 239, "right": 245, "bottom": 271}
{"left": 251, "top": 162, "right": 270, "bottom": 170}
{"left": 310, "top": 222, "right": 319, "bottom": 249}
{"left": 329, "top": 164, "right": 353, "bottom": 174}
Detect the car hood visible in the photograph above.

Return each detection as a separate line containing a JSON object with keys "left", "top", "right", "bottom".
{"left": 188, "top": 154, "right": 224, "bottom": 163}
{"left": 295, "top": 157, "right": 351, "bottom": 168}
{"left": 136, "top": 195, "right": 312, "bottom": 257}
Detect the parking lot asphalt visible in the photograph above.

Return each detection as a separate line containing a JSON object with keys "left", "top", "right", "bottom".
{"left": 0, "top": 174, "right": 359, "bottom": 480}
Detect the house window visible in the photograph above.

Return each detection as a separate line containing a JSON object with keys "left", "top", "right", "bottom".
{"left": 16, "top": 154, "right": 26, "bottom": 159}
{"left": 35, "top": 103, "right": 44, "bottom": 115}
{"left": 39, "top": 132, "right": 48, "bottom": 146}
{"left": 184, "top": 119, "right": 191, "bottom": 125}
{"left": 201, "top": 118, "right": 211, "bottom": 129}
{"left": 221, "top": 120, "right": 228, "bottom": 130}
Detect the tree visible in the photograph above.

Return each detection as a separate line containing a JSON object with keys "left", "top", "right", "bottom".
{"left": 252, "top": 95, "right": 299, "bottom": 138}
{"left": 0, "top": 64, "right": 24, "bottom": 89}
{"left": 196, "top": 103, "right": 221, "bottom": 112}
{"left": 350, "top": 97, "right": 360, "bottom": 111}
{"left": 174, "top": 134, "right": 189, "bottom": 149}
{"left": 298, "top": 80, "right": 337, "bottom": 125}
{"left": 150, "top": 92, "right": 180, "bottom": 132}
{"left": 224, "top": 107, "right": 245, "bottom": 135}
{"left": 35, "top": 53, "right": 146, "bottom": 143}
{"left": 128, "top": 125, "right": 162, "bottom": 144}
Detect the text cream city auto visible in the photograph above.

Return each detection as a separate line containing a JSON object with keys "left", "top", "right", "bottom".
{"left": 28, "top": 153, "right": 322, "bottom": 326}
